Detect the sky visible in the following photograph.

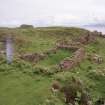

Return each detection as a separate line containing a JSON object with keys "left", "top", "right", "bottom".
{"left": 0, "top": 0, "right": 105, "bottom": 27}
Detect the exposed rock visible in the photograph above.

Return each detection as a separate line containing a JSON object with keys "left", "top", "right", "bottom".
{"left": 91, "top": 54, "right": 103, "bottom": 64}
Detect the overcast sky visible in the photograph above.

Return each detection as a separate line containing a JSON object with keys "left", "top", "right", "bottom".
{"left": 0, "top": 0, "right": 105, "bottom": 27}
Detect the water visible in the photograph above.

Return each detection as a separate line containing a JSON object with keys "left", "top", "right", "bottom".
{"left": 6, "top": 37, "right": 14, "bottom": 64}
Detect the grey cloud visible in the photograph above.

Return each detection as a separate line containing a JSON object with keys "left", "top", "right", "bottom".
{"left": 0, "top": 0, "right": 105, "bottom": 27}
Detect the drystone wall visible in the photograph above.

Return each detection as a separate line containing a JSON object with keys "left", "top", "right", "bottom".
{"left": 59, "top": 48, "right": 85, "bottom": 70}
{"left": 20, "top": 53, "right": 45, "bottom": 63}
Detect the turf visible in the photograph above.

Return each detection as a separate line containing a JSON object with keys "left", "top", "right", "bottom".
{"left": 0, "top": 27, "right": 105, "bottom": 105}
{"left": 36, "top": 49, "right": 72, "bottom": 67}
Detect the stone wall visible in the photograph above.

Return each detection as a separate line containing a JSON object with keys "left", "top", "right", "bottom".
{"left": 73, "top": 48, "right": 85, "bottom": 65}
{"left": 20, "top": 53, "right": 45, "bottom": 63}
{"left": 78, "top": 32, "right": 96, "bottom": 44}
{"left": 56, "top": 40, "right": 80, "bottom": 51}
{"left": 59, "top": 48, "right": 85, "bottom": 70}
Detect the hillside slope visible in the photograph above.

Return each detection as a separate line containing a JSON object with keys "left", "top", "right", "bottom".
{"left": 0, "top": 27, "right": 105, "bottom": 105}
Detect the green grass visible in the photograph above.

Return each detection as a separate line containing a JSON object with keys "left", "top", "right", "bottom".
{"left": 36, "top": 49, "right": 72, "bottom": 67}
{"left": 0, "top": 27, "right": 105, "bottom": 105}
{"left": 0, "top": 71, "right": 52, "bottom": 105}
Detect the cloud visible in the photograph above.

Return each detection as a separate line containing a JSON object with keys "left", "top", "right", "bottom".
{"left": 0, "top": 0, "right": 105, "bottom": 27}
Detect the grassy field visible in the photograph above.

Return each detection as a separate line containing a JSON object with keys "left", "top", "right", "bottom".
{"left": 36, "top": 49, "right": 72, "bottom": 67}
{"left": 0, "top": 27, "right": 105, "bottom": 105}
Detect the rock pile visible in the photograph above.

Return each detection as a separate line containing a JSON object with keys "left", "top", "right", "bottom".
{"left": 90, "top": 54, "right": 103, "bottom": 64}
{"left": 78, "top": 32, "right": 96, "bottom": 44}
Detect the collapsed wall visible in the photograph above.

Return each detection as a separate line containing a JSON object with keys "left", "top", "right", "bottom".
{"left": 59, "top": 48, "right": 85, "bottom": 70}
{"left": 20, "top": 53, "right": 45, "bottom": 63}
{"left": 77, "top": 32, "right": 96, "bottom": 44}
{"left": 19, "top": 31, "right": 97, "bottom": 70}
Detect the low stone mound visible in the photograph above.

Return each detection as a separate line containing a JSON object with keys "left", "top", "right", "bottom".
{"left": 20, "top": 53, "right": 45, "bottom": 63}
{"left": 77, "top": 32, "right": 96, "bottom": 44}
{"left": 88, "top": 54, "right": 103, "bottom": 64}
